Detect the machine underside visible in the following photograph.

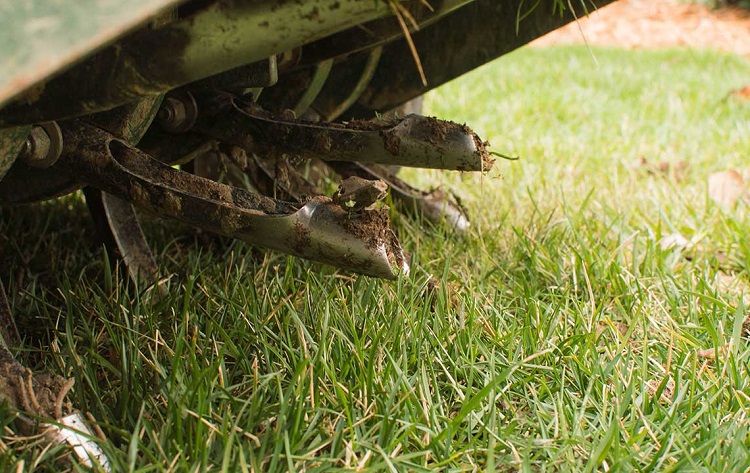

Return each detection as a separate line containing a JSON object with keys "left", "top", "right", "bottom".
{"left": 0, "top": 0, "right": 614, "bottom": 466}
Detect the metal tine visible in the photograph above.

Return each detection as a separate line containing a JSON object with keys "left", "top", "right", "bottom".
{"left": 195, "top": 98, "right": 493, "bottom": 172}
{"left": 83, "top": 188, "right": 164, "bottom": 295}
{"left": 254, "top": 154, "right": 321, "bottom": 200}
{"left": 58, "top": 120, "right": 408, "bottom": 279}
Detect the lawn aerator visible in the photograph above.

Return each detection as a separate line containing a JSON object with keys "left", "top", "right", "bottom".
{"left": 0, "top": 0, "right": 613, "bottom": 466}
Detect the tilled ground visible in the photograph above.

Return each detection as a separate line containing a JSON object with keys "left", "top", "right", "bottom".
{"left": 533, "top": 0, "right": 750, "bottom": 57}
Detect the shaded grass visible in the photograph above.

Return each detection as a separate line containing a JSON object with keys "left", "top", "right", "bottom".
{"left": 2, "top": 46, "right": 750, "bottom": 470}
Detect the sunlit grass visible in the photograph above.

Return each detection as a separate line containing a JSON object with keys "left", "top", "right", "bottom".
{"left": 2, "top": 45, "right": 750, "bottom": 471}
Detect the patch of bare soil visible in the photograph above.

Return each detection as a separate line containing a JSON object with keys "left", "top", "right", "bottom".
{"left": 533, "top": 0, "right": 750, "bottom": 57}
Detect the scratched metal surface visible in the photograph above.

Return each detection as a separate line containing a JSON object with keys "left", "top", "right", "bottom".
{"left": 0, "top": 0, "right": 182, "bottom": 108}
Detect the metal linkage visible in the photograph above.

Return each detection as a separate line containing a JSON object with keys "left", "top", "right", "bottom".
{"left": 196, "top": 100, "right": 493, "bottom": 172}
{"left": 338, "top": 0, "right": 617, "bottom": 116}
{"left": 57, "top": 120, "right": 408, "bottom": 279}
{"left": 83, "top": 97, "right": 168, "bottom": 293}
{"left": 227, "top": 147, "right": 320, "bottom": 202}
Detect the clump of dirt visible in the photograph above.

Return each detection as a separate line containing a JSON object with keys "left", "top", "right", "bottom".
{"left": 314, "top": 132, "right": 333, "bottom": 152}
{"left": 469, "top": 128, "right": 494, "bottom": 172}
{"left": 0, "top": 348, "right": 73, "bottom": 419}
{"left": 343, "top": 206, "right": 391, "bottom": 247}
{"left": 291, "top": 220, "right": 312, "bottom": 255}
{"left": 418, "top": 116, "right": 450, "bottom": 145}
{"left": 406, "top": 115, "right": 493, "bottom": 172}
{"left": 345, "top": 116, "right": 401, "bottom": 131}
{"left": 343, "top": 206, "right": 406, "bottom": 270}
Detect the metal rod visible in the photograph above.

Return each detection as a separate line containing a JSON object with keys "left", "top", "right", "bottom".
{"left": 83, "top": 188, "right": 161, "bottom": 288}
{"left": 293, "top": 59, "right": 334, "bottom": 118}
{"left": 324, "top": 47, "right": 383, "bottom": 122}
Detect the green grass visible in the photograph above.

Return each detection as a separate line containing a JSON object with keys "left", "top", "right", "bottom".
{"left": 3, "top": 46, "right": 750, "bottom": 471}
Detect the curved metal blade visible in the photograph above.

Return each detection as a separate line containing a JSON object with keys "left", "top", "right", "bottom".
{"left": 83, "top": 188, "right": 161, "bottom": 288}
{"left": 59, "top": 120, "right": 408, "bottom": 279}
{"left": 198, "top": 101, "right": 493, "bottom": 172}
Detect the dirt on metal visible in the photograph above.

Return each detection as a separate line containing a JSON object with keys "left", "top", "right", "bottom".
{"left": 380, "top": 128, "right": 402, "bottom": 156}
{"left": 459, "top": 121, "right": 494, "bottom": 172}
{"left": 342, "top": 206, "right": 404, "bottom": 268}
{"left": 472, "top": 132, "right": 494, "bottom": 172}
{"left": 343, "top": 206, "right": 391, "bottom": 247}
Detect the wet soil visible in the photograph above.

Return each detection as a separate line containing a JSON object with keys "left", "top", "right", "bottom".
{"left": 343, "top": 206, "right": 392, "bottom": 248}
{"left": 470, "top": 129, "right": 494, "bottom": 172}
{"left": 343, "top": 206, "right": 405, "bottom": 270}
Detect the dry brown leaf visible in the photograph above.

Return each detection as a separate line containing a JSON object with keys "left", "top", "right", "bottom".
{"left": 708, "top": 170, "right": 746, "bottom": 207}
{"left": 712, "top": 251, "right": 729, "bottom": 267}
{"left": 715, "top": 270, "right": 750, "bottom": 295}
{"left": 636, "top": 157, "right": 688, "bottom": 182}
{"left": 695, "top": 311, "right": 750, "bottom": 359}
{"left": 729, "top": 84, "right": 750, "bottom": 101}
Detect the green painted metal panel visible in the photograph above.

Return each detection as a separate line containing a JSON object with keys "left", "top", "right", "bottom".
{"left": 0, "top": 0, "right": 183, "bottom": 108}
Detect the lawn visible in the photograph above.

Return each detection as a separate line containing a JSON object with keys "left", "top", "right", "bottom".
{"left": 2, "top": 45, "right": 750, "bottom": 471}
